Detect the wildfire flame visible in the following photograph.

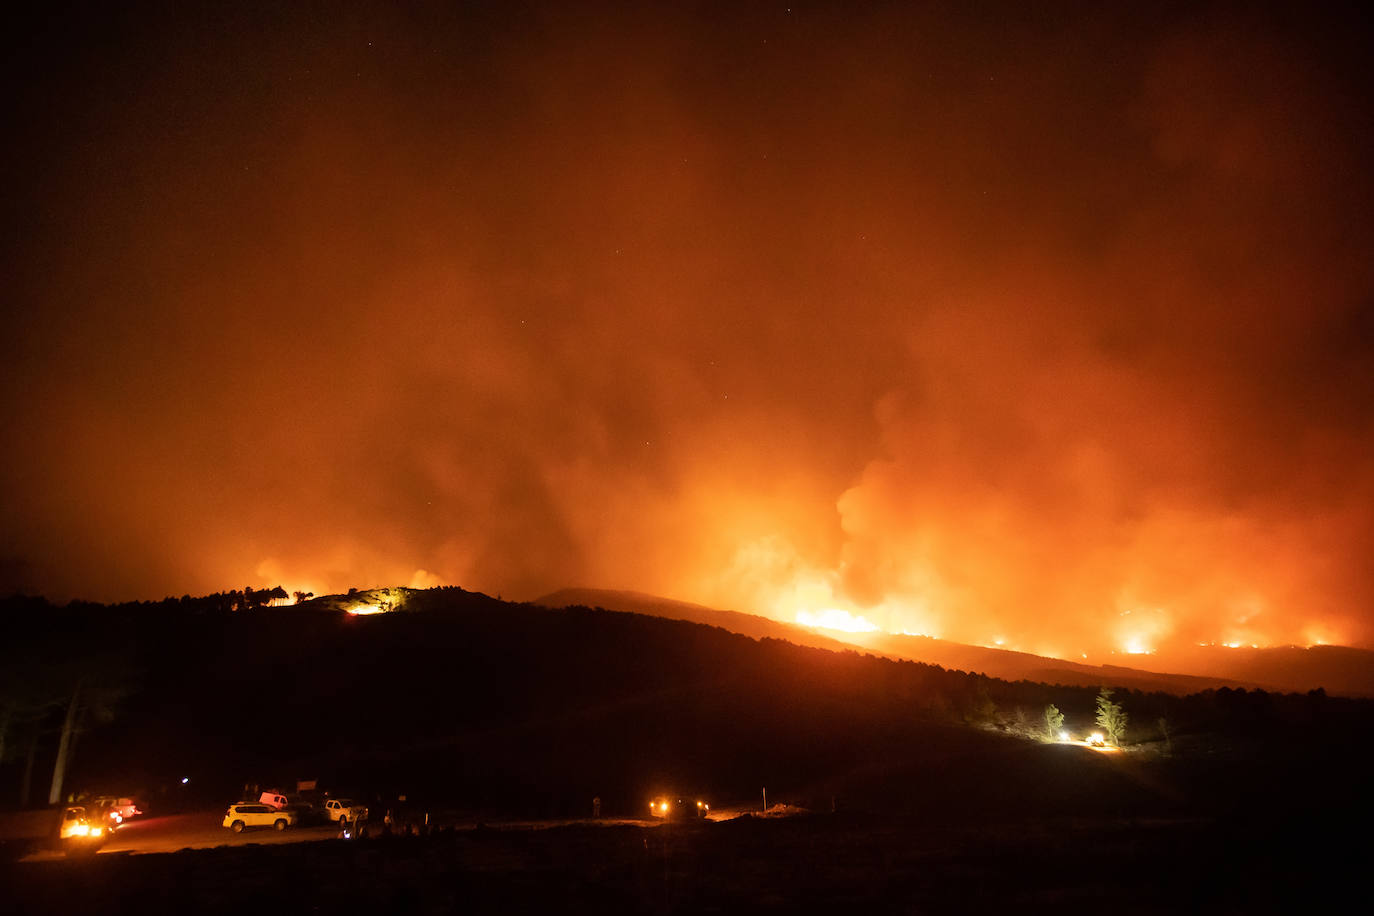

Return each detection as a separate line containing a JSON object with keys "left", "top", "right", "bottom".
{"left": 795, "top": 608, "right": 880, "bottom": 633}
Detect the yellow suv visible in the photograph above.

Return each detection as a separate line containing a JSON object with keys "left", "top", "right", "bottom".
{"left": 223, "top": 803, "right": 296, "bottom": 833}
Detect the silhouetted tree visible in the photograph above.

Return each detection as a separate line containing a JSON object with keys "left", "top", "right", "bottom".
{"left": 0, "top": 688, "right": 58, "bottom": 798}
{"left": 47, "top": 674, "right": 130, "bottom": 805}
{"left": 0, "top": 611, "right": 133, "bottom": 806}
{"left": 47, "top": 680, "right": 81, "bottom": 805}
{"left": 0, "top": 638, "right": 70, "bottom": 804}
{"left": 1157, "top": 716, "right": 1173, "bottom": 756}
{"left": 967, "top": 683, "right": 999, "bottom": 727}
{"left": 1044, "top": 703, "right": 1065, "bottom": 741}
{"left": 1095, "top": 688, "right": 1128, "bottom": 746}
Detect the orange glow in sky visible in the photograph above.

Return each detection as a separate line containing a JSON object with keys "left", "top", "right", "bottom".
{"left": 795, "top": 609, "right": 880, "bottom": 634}
{"left": 2, "top": 3, "right": 1371, "bottom": 662}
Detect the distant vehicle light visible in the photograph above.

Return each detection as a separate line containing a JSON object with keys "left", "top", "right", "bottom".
{"left": 1058, "top": 731, "right": 1070, "bottom": 742}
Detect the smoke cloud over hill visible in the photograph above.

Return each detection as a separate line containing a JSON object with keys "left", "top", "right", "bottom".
{"left": 3, "top": 2, "right": 1371, "bottom": 657}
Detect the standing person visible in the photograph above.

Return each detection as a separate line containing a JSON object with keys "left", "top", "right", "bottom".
{"left": 592, "top": 796, "right": 601, "bottom": 819}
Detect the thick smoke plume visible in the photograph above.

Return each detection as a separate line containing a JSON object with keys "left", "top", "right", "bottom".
{"left": 3, "top": 3, "right": 1371, "bottom": 656}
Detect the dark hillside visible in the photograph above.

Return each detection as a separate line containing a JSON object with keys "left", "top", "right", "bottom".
{"left": 537, "top": 588, "right": 1265, "bottom": 695}
{"left": 2, "top": 588, "right": 1371, "bottom": 825}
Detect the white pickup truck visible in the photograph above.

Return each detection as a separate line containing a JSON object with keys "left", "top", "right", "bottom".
{"left": 322, "top": 798, "right": 368, "bottom": 823}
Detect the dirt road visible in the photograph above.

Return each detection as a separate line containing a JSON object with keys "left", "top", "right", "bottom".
{"left": 22, "top": 810, "right": 673, "bottom": 861}
{"left": 22, "top": 811, "right": 339, "bottom": 860}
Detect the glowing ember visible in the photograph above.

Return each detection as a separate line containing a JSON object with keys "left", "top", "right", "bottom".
{"left": 795, "top": 609, "right": 880, "bottom": 633}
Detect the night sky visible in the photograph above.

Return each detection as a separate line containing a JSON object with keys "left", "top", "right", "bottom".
{"left": 4, "top": 1, "right": 1372, "bottom": 659}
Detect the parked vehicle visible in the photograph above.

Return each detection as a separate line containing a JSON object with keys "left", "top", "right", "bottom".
{"left": 648, "top": 795, "right": 710, "bottom": 821}
{"left": 89, "top": 796, "right": 141, "bottom": 825}
{"left": 0, "top": 806, "right": 111, "bottom": 860}
{"left": 222, "top": 803, "right": 296, "bottom": 833}
{"left": 322, "top": 798, "right": 368, "bottom": 824}
{"left": 253, "top": 789, "right": 328, "bottom": 824}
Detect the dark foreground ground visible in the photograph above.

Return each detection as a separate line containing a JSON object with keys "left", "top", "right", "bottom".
{"left": 2, "top": 809, "right": 1360, "bottom": 915}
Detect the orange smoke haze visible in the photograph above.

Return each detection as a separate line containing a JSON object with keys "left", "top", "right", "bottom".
{"left": 3, "top": 3, "right": 1372, "bottom": 659}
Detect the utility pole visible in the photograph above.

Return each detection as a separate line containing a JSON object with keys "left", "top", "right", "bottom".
{"left": 762, "top": 786, "right": 767, "bottom": 814}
